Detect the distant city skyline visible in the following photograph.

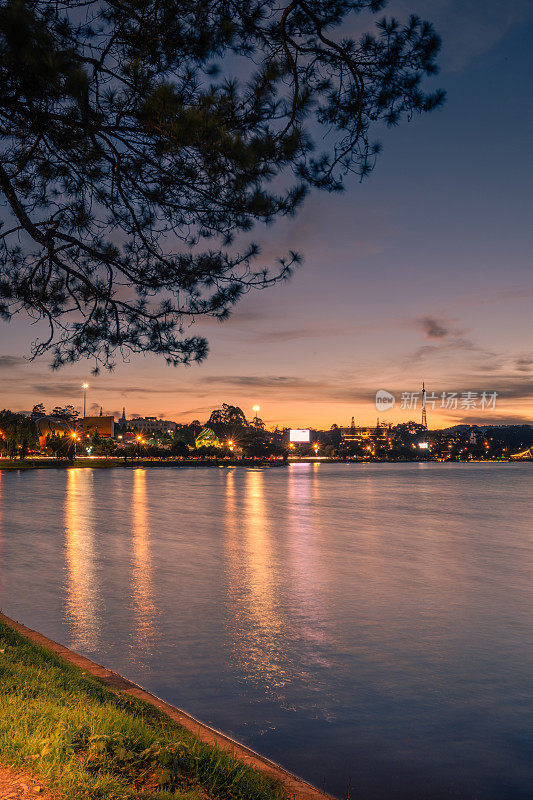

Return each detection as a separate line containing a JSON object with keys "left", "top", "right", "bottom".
{"left": 1, "top": 0, "right": 532, "bottom": 428}
{"left": 10, "top": 383, "right": 531, "bottom": 431}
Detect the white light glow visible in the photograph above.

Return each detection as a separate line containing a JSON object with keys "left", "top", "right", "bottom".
{"left": 290, "top": 429, "right": 310, "bottom": 443}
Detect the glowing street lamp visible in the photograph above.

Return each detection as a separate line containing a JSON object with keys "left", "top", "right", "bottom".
{"left": 313, "top": 443, "right": 319, "bottom": 456}
{"left": 252, "top": 405, "right": 260, "bottom": 426}
{"left": 82, "top": 383, "right": 89, "bottom": 418}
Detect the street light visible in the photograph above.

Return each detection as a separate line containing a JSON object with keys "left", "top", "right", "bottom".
{"left": 82, "top": 383, "right": 89, "bottom": 418}
{"left": 252, "top": 405, "right": 260, "bottom": 426}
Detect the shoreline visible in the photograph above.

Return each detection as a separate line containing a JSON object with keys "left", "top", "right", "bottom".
{"left": 0, "top": 457, "right": 288, "bottom": 470}
{"left": 0, "top": 612, "right": 333, "bottom": 800}
{"left": 0, "top": 456, "right": 519, "bottom": 471}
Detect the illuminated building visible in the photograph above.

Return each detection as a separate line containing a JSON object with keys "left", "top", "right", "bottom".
{"left": 116, "top": 408, "right": 177, "bottom": 437}
{"left": 340, "top": 419, "right": 391, "bottom": 442}
{"left": 81, "top": 415, "right": 115, "bottom": 438}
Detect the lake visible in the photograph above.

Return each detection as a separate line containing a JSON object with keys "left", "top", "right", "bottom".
{"left": 0, "top": 462, "right": 531, "bottom": 798}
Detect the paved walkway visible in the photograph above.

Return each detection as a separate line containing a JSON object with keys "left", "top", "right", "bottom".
{"left": 0, "top": 766, "right": 52, "bottom": 799}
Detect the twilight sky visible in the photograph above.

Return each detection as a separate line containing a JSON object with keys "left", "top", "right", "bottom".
{"left": 1, "top": 0, "right": 532, "bottom": 429}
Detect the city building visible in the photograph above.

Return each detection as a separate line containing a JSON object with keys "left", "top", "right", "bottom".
{"left": 127, "top": 415, "right": 177, "bottom": 436}
{"left": 340, "top": 418, "right": 392, "bottom": 442}
{"left": 114, "top": 408, "right": 177, "bottom": 437}
{"left": 81, "top": 416, "right": 115, "bottom": 438}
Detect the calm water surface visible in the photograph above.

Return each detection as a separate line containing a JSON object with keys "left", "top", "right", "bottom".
{"left": 0, "top": 463, "right": 532, "bottom": 799}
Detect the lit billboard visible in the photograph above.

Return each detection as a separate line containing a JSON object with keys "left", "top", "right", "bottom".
{"left": 290, "top": 429, "right": 310, "bottom": 443}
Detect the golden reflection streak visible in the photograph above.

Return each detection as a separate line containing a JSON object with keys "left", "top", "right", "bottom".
{"left": 130, "top": 469, "right": 156, "bottom": 657}
{"left": 224, "top": 469, "right": 287, "bottom": 696}
{"left": 64, "top": 469, "right": 100, "bottom": 649}
{"left": 287, "top": 464, "right": 321, "bottom": 614}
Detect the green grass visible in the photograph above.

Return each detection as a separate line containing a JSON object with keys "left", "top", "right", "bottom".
{"left": 0, "top": 620, "right": 284, "bottom": 800}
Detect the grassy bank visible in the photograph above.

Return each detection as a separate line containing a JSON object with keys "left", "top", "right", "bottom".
{"left": 0, "top": 619, "right": 284, "bottom": 800}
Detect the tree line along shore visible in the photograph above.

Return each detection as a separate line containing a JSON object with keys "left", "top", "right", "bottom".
{"left": 1, "top": 405, "right": 532, "bottom": 463}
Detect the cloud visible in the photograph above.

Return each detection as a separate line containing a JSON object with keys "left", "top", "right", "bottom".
{"left": 515, "top": 355, "right": 533, "bottom": 373}
{"left": 31, "top": 382, "right": 84, "bottom": 397}
{"left": 406, "top": 315, "right": 496, "bottom": 365}
{"left": 250, "top": 322, "right": 372, "bottom": 344}
{"left": 193, "top": 306, "right": 270, "bottom": 330}
{"left": 171, "top": 405, "right": 217, "bottom": 419}
{"left": 0, "top": 355, "right": 25, "bottom": 368}
{"left": 418, "top": 317, "right": 451, "bottom": 339}
{"left": 407, "top": 339, "right": 475, "bottom": 363}
{"left": 460, "top": 379, "right": 533, "bottom": 402}
{"left": 252, "top": 327, "right": 323, "bottom": 344}
{"left": 418, "top": 378, "right": 533, "bottom": 405}
{"left": 29, "top": 382, "right": 181, "bottom": 397}
{"left": 199, "top": 374, "right": 375, "bottom": 404}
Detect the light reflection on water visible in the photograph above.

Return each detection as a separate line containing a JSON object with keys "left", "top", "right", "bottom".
{"left": 224, "top": 468, "right": 288, "bottom": 697}
{"left": 0, "top": 462, "right": 532, "bottom": 799}
{"left": 64, "top": 469, "right": 101, "bottom": 650}
{"left": 130, "top": 468, "right": 157, "bottom": 662}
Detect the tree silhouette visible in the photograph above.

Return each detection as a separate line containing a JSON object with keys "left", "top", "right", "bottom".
{"left": 0, "top": 408, "right": 39, "bottom": 451}
{"left": 208, "top": 404, "right": 248, "bottom": 428}
{"left": 51, "top": 404, "right": 79, "bottom": 422}
{"left": 0, "top": 1, "right": 444, "bottom": 370}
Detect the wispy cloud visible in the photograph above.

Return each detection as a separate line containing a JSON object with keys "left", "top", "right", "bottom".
{"left": 199, "top": 374, "right": 375, "bottom": 404}
{"left": 417, "top": 316, "right": 452, "bottom": 339}
{"left": 515, "top": 355, "right": 533, "bottom": 373}
{"left": 250, "top": 322, "right": 373, "bottom": 344}
{"left": 0, "top": 355, "right": 26, "bottom": 368}
{"left": 406, "top": 315, "right": 495, "bottom": 365}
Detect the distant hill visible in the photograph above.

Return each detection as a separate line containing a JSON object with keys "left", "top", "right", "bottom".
{"left": 440, "top": 424, "right": 533, "bottom": 434}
